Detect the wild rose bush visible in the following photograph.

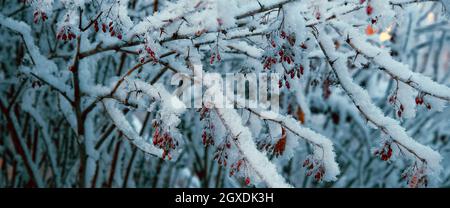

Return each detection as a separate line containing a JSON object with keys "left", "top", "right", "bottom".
{"left": 0, "top": 0, "right": 450, "bottom": 188}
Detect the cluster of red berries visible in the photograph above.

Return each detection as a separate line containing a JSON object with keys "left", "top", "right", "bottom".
{"left": 94, "top": 21, "right": 123, "bottom": 40}
{"left": 137, "top": 44, "right": 158, "bottom": 63}
{"left": 209, "top": 52, "right": 222, "bottom": 65}
{"left": 199, "top": 107, "right": 215, "bottom": 146}
{"left": 152, "top": 121, "right": 178, "bottom": 160}
{"left": 229, "top": 159, "right": 253, "bottom": 186}
{"left": 279, "top": 65, "right": 304, "bottom": 89}
{"left": 278, "top": 76, "right": 291, "bottom": 89}
{"left": 397, "top": 104, "right": 404, "bottom": 117}
{"left": 229, "top": 159, "right": 246, "bottom": 177}
{"left": 388, "top": 94, "right": 405, "bottom": 117}
{"left": 263, "top": 31, "right": 296, "bottom": 70}
{"left": 280, "top": 31, "right": 296, "bottom": 46}
{"left": 279, "top": 49, "right": 294, "bottom": 64}
{"left": 415, "top": 94, "right": 431, "bottom": 109}
{"left": 277, "top": 65, "right": 304, "bottom": 89}
{"left": 374, "top": 141, "right": 393, "bottom": 161}
{"left": 401, "top": 165, "right": 428, "bottom": 188}
{"left": 33, "top": 10, "right": 48, "bottom": 23}
{"left": 263, "top": 30, "right": 308, "bottom": 90}
{"left": 303, "top": 156, "right": 326, "bottom": 182}
{"left": 263, "top": 56, "right": 277, "bottom": 70}
{"left": 56, "top": 26, "right": 76, "bottom": 42}
{"left": 213, "top": 139, "right": 231, "bottom": 167}
{"left": 201, "top": 130, "right": 215, "bottom": 146}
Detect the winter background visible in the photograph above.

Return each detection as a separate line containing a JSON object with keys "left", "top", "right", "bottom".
{"left": 0, "top": 0, "right": 450, "bottom": 188}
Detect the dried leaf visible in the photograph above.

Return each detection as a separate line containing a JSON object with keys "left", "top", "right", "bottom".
{"left": 273, "top": 127, "right": 287, "bottom": 157}
{"left": 296, "top": 106, "right": 305, "bottom": 124}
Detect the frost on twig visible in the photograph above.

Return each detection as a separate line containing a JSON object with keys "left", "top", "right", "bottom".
{"left": 331, "top": 20, "right": 450, "bottom": 102}
{"left": 104, "top": 98, "right": 163, "bottom": 158}
{"left": 104, "top": 80, "right": 186, "bottom": 159}
{"left": 312, "top": 26, "right": 442, "bottom": 177}
{"left": 188, "top": 64, "right": 289, "bottom": 187}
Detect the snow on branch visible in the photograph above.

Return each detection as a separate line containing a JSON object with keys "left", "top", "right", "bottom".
{"left": 232, "top": 96, "right": 340, "bottom": 181}
{"left": 0, "top": 14, "right": 72, "bottom": 101}
{"left": 199, "top": 70, "right": 291, "bottom": 188}
{"left": 104, "top": 98, "right": 163, "bottom": 158}
{"left": 312, "top": 26, "right": 442, "bottom": 176}
{"left": 331, "top": 20, "right": 450, "bottom": 102}
{"left": 104, "top": 79, "right": 185, "bottom": 159}
{"left": 213, "top": 107, "right": 292, "bottom": 188}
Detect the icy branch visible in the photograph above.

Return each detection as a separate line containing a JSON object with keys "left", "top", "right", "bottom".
{"left": 313, "top": 26, "right": 442, "bottom": 175}
{"left": 0, "top": 14, "right": 72, "bottom": 101}
{"left": 331, "top": 20, "right": 450, "bottom": 102}
{"left": 199, "top": 70, "right": 291, "bottom": 188}
{"left": 104, "top": 99, "right": 163, "bottom": 158}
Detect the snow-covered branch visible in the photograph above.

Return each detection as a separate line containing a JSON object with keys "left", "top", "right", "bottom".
{"left": 331, "top": 20, "right": 450, "bottom": 102}
{"left": 312, "top": 26, "right": 442, "bottom": 177}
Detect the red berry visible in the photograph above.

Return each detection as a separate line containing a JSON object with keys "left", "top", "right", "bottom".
{"left": 366, "top": 5, "right": 373, "bottom": 15}
{"left": 300, "top": 43, "right": 307, "bottom": 49}
{"left": 210, "top": 53, "right": 215, "bottom": 65}
{"left": 245, "top": 177, "right": 250, "bottom": 185}
{"left": 271, "top": 40, "right": 276, "bottom": 47}
{"left": 302, "top": 159, "right": 310, "bottom": 167}
{"left": 314, "top": 171, "right": 322, "bottom": 181}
